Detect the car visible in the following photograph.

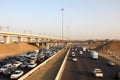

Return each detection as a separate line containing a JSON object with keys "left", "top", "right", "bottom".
{"left": 93, "top": 68, "right": 103, "bottom": 77}
{"left": 0, "top": 66, "right": 8, "bottom": 73}
{"left": 72, "top": 54, "right": 76, "bottom": 57}
{"left": 28, "top": 63, "right": 37, "bottom": 68}
{"left": 108, "top": 61, "right": 115, "bottom": 66}
{"left": 79, "top": 51, "right": 83, "bottom": 54}
{"left": 75, "top": 48, "right": 77, "bottom": 51}
{"left": 30, "top": 54, "right": 38, "bottom": 59}
{"left": 116, "top": 72, "right": 120, "bottom": 80}
{"left": 13, "top": 61, "right": 23, "bottom": 68}
{"left": 72, "top": 57, "right": 77, "bottom": 61}
{"left": 20, "top": 62, "right": 29, "bottom": 68}
{"left": 71, "top": 52, "right": 75, "bottom": 54}
{"left": 71, "top": 48, "right": 74, "bottom": 51}
{"left": 10, "top": 70, "right": 24, "bottom": 79}
{"left": 71, "top": 52, "right": 76, "bottom": 57}
{"left": 4, "top": 63, "right": 13, "bottom": 68}
{"left": 3, "top": 68, "right": 16, "bottom": 75}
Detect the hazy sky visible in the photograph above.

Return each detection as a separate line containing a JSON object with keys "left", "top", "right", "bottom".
{"left": 0, "top": 0, "right": 120, "bottom": 40}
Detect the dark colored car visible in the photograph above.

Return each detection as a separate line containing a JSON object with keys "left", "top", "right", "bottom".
{"left": 20, "top": 62, "right": 29, "bottom": 68}
{"left": 3, "top": 68, "right": 16, "bottom": 75}
{"left": 114, "top": 72, "right": 120, "bottom": 80}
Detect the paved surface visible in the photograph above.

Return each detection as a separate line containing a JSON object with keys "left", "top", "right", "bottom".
{"left": 61, "top": 47, "right": 120, "bottom": 80}
{"left": 23, "top": 48, "right": 68, "bottom": 80}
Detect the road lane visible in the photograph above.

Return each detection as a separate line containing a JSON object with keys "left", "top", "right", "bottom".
{"left": 61, "top": 46, "right": 120, "bottom": 80}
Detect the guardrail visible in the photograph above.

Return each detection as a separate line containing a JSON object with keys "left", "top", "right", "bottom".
{"left": 18, "top": 48, "right": 65, "bottom": 80}
{"left": 55, "top": 47, "right": 71, "bottom": 80}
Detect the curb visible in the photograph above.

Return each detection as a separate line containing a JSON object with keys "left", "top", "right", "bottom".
{"left": 55, "top": 47, "right": 71, "bottom": 80}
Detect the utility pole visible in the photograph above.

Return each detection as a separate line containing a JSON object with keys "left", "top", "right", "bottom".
{"left": 0, "top": 26, "right": 1, "bottom": 32}
{"left": 61, "top": 8, "right": 64, "bottom": 42}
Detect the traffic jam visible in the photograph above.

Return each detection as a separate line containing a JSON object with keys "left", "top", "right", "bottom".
{"left": 0, "top": 46, "right": 63, "bottom": 80}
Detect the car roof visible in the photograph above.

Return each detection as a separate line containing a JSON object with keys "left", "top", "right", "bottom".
{"left": 15, "top": 70, "right": 21, "bottom": 72}
{"left": 94, "top": 68, "right": 101, "bottom": 70}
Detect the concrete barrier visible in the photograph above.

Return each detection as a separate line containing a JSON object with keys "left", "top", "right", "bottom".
{"left": 18, "top": 48, "right": 65, "bottom": 80}
{"left": 55, "top": 47, "right": 71, "bottom": 80}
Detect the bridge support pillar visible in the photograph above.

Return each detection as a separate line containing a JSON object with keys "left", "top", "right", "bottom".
{"left": 46, "top": 43, "right": 50, "bottom": 49}
{"left": 17, "top": 37, "right": 22, "bottom": 42}
{"left": 55, "top": 43, "right": 58, "bottom": 46}
{"left": 58, "top": 43, "right": 61, "bottom": 46}
{"left": 3, "top": 36, "right": 9, "bottom": 44}
{"left": 50, "top": 43, "right": 53, "bottom": 47}
{"left": 27, "top": 37, "right": 32, "bottom": 43}
{"left": 35, "top": 38, "right": 39, "bottom": 46}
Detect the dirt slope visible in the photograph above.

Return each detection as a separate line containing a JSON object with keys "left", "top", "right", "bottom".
{"left": 0, "top": 42, "right": 39, "bottom": 59}
{"left": 97, "top": 41, "right": 120, "bottom": 56}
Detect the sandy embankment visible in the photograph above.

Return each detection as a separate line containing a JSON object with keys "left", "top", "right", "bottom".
{"left": 0, "top": 42, "right": 39, "bottom": 59}
{"left": 94, "top": 41, "right": 120, "bottom": 65}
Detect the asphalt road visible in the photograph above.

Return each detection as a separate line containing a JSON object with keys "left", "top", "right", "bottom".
{"left": 61, "top": 46, "right": 120, "bottom": 80}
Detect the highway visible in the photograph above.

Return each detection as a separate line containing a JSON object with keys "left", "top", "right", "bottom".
{"left": 61, "top": 46, "right": 120, "bottom": 80}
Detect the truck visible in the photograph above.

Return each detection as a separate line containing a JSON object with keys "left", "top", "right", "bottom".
{"left": 79, "top": 51, "right": 83, "bottom": 55}
{"left": 82, "top": 47, "right": 86, "bottom": 52}
{"left": 90, "top": 51, "right": 98, "bottom": 59}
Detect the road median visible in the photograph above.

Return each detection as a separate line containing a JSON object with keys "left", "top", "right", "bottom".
{"left": 55, "top": 47, "right": 71, "bottom": 80}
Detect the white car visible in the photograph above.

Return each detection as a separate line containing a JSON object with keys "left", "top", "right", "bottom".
{"left": 4, "top": 63, "right": 13, "bottom": 68}
{"left": 71, "top": 52, "right": 75, "bottom": 54}
{"left": 72, "top": 54, "right": 76, "bottom": 57}
{"left": 108, "top": 61, "right": 115, "bottom": 66}
{"left": 28, "top": 63, "right": 37, "bottom": 68}
{"left": 0, "top": 66, "right": 8, "bottom": 73}
{"left": 93, "top": 68, "right": 103, "bottom": 77}
{"left": 79, "top": 51, "right": 83, "bottom": 54}
{"left": 72, "top": 57, "right": 77, "bottom": 61}
{"left": 75, "top": 48, "right": 77, "bottom": 51}
{"left": 13, "top": 61, "right": 23, "bottom": 68}
{"left": 10, "top": 70, "right": 24, "bottom": 79}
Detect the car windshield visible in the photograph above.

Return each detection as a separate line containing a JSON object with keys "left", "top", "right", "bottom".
{"left": 95, "top": 70, "right": 101, "bottom": 72}
{"left": 109, "top": 61, "right": 113, "bottom": 63}
{"left": 14, "top": 71, "right": 20, "bottom": 74}
{"left": 30, "top": 63, "right": 34, "bottom": 65}
{"left": 2, "top": 66, "right": 7, "bottom": 68}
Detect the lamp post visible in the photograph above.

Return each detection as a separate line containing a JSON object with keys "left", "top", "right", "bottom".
{"left": 61, "top": 8, "right": 64, "bottom": 42}
{"left": 0, "top": 26, "right": 1, "bottom": 31}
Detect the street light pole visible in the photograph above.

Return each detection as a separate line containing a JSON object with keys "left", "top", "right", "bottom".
{"left": 61, "top": 8, "right": 64, "bottom": 42}
{"left": 0, "top": 26, "right": 1, "bottom": 32}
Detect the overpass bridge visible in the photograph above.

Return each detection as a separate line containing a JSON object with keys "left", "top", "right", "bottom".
{"left": 0, "top": 32, "right": 67, "bottom": 49}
